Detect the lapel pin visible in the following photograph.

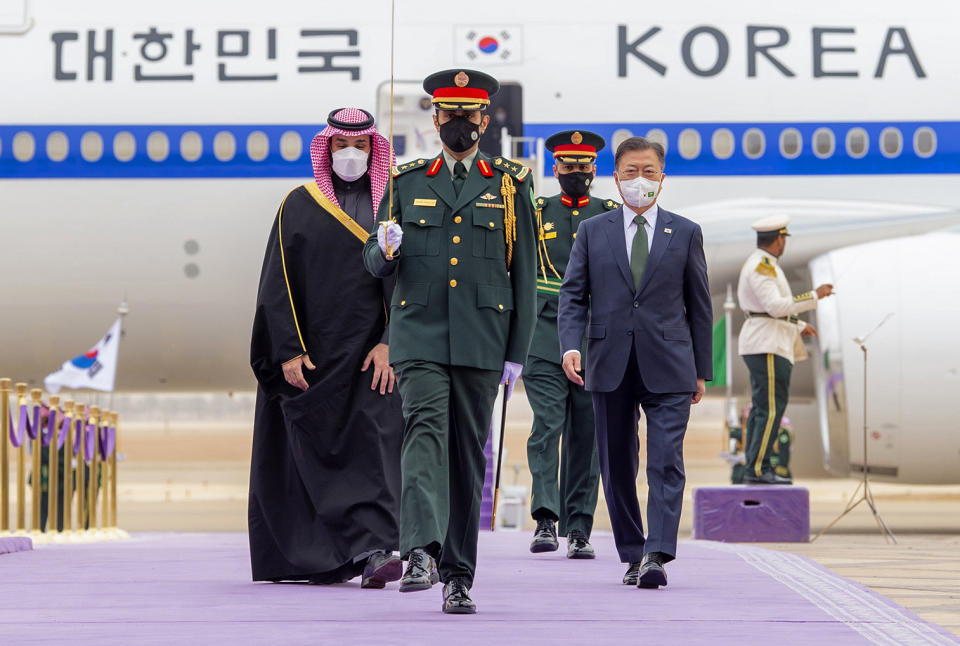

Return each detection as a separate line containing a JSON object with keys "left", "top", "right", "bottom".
{"left": 664, "top": 228, "right": 672, "bottom": 234}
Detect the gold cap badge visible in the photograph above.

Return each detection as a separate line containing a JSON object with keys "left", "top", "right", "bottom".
{"left": 455, "top": 71, "right": 470, "bottom": 87}
{"left": 571, "top": 131, "right": 583, "bottom": 145}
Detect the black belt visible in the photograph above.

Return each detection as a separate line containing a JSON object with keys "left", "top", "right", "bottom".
{"left": 745, "top": 312, "right": 799, "bottom": 324}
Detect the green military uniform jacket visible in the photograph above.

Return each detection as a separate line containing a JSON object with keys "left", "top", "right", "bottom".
{"left": 363, "top": 152, "right": 538, "bottom": 372}
{"left": 529, "top": 193, "right": 620, "bottom": 364}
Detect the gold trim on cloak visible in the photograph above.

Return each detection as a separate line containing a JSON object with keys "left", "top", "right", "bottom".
{"left": 302, "top": 182, "right": 370, "bottom": 244}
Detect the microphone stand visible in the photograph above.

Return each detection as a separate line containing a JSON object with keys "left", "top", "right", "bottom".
{"left": 813, "top": 313, "right": 896, "bottom": 543}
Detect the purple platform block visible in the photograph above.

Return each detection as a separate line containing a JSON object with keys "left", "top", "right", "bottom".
{"left": 693, "top": 485, "right": 810, "bottom": 542}
{"left": 0, "top": 536, "right": 33, "bottom": 555}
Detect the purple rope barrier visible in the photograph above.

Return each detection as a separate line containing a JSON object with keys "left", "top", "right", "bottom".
{"left": 9, "top": 404, "right": 28, "bottom": 448}
{"left": 83, "top": 423, "right": 96, "bottom": 462}
{"left": 58, "top": 413, "right": 71, "bottom": 450}
{"left": 98, "top": 426, "right": 115, "bottom": 460}
{"left": 73, "top": 418, "right": 84, "bottom": 456}
{"left": 41, "top": 408, "right": 56, "bottom": 447}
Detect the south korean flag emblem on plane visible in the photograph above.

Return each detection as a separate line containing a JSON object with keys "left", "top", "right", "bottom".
{"left": 455, "top": 26, "right": 523, "bottom": 65}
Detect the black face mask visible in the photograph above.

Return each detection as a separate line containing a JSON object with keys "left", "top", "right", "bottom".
{"left": 557, "top": 171, "right": 593, "bottom": 199}
{"left": 439, "top": 116, "right": 482, "bottom": 153}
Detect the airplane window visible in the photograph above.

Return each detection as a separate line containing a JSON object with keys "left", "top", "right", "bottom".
{"left": 113, "top": 132, "right": 136, "bottom": 162}
{"left": 12, "top": 131, "right": 35, "bottom": 162}
{"left": 779, "top": 128, "right": 802, "bottom": 159}
{"left": 180, "top": 131, "right": 203, "bottom": 162}
{"left": 845, "top": 127, "right": 868, "bottom": 159}
{"left": 280, "top": 131, "right": 302, "bottom": 161}
{"left": 246, "top": 131, "right": 269, "bottom": 162}
{"left": 710, "top": 128, "right": 734, "bottom": 159}
{"left": 813, "top": 128, "right": 835, "bottom": 159}
{"left": 880, "top": 127, "right": 902, "bottom": 158}
{"left": 678, "top": 128, "right": 701, "bottom": 160}
{"left": 147, "top": 132, "right": 169, "bottom": 162}
{"left": 645, "top": 128, "right": 668, "bottom": 155}
{"left": 80, "top": 132, "right": 103, "bottom": 162}
{"left": 742, "top": 128, "right": 765, "bottom": 159}
{"left": 45, "top": 131, "right": 69, "bottom": 162}
{"left": 213, "top": 131, "right": 236, "bottom": 162}
{"left": 913, "top": 127, "right": 936, "bottom": 158}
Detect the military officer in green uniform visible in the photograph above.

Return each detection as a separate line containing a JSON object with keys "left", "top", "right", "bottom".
{"left": 526, "top": 130, "right": 619, "bottom": 559}
{"left": 362, "top": 69, "right": 537, "bottom": 615}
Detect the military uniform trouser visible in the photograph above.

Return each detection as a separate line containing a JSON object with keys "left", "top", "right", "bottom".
{"left": 743, "top": 353, "right": 793, "bottom": 478}
{"left": 394, "top": 360, "right": 501, "bottom": 588}
{"left": 522, "top": 355, "right": 600, "bottom": 537}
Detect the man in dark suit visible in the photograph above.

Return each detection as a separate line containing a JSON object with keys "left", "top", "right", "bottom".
{"left": 557, "top": 136, "right": 712, "bottom": 589}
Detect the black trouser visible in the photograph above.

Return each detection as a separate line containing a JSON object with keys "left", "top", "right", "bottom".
{"left": 592, "top": 351, "right": 691, "bottom": 564}
{"left": 742, "top": 353, "right": 793, "bottom": 477}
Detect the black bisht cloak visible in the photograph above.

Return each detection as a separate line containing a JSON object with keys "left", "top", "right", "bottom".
{"left": 248, "top": 184, "right": 402, "bottom": 581}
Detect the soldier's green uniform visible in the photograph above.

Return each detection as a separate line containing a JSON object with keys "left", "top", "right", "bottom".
{"left": 524, "top": 130, "right": 619, "bottom": 547}
{"left": 526, "top": 191, "right": 618, "bottom": 537}
{"left": 362, "top": 70, "right": 537, "bottom": 591}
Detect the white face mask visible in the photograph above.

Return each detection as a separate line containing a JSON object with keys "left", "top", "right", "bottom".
{"left": 618, "top": 175, "right": 661, "bottom": 208}
{"left": 331, "top": 146, "right": 369, "bottom": 182}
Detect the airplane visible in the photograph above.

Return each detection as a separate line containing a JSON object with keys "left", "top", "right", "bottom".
{"left": 1, "top": 0, "right": 958, "bottom": 483}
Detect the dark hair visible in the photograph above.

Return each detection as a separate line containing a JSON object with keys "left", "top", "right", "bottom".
{"left": 757, "top": 231, "right": 781, "bottom": 247}
{"left": 614, "top": 137, "right": 666, "bottom": 171}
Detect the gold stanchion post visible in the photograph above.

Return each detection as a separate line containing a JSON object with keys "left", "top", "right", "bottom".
{"left": 62, "top": 400, "right": 74, "bottom": 535}
{"left": 15, "top": 383, "right": 27, "bottom": 533}
{"left": 47, "top": 395, "right": 60, "bottom": 535}
{"left": 110, "top": 412, "right": 119, "bottom": 532}
{"left": 74, "top": 403, "right": 86, "bottom": 534}
{"left": 87, "top": 405, "right": 99, "bottom": 533}
{"left": 30, "top": 389, "right": 42, "bottom": 535}
{"left": 1, "top": 378, "right": 10, "bottom": 533}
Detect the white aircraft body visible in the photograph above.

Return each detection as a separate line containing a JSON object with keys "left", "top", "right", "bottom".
{"left": 1, "top": 0, "right": 958, "bottom": 482}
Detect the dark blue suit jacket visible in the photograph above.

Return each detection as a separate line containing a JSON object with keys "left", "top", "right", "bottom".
{"left": 558, "top": 206, "right": 713, "bottom": 393}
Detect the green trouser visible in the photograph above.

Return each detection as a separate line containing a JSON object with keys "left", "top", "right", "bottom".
{"left": 743, "top": 353, "right": 793, "bottom": 478}
{"left": 395, "top": 360, "right": 501, "bottom": 588}
{"left": 523, "top": 355, "right": 600, "bottom": 537}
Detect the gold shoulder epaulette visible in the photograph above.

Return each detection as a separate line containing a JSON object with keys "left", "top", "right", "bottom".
{"left": 392, "top": 158, "right": 429, "bottom": 177}
{"left": 755, "top": 260, "right": 776, "bottom": 277}
{"left": 493, "top": 157, "right": 531, "bottom": 182}
{"left": 794, "top": 291, "right": 815, "bottom": 302}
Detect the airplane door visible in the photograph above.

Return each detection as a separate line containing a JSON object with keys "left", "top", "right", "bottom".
{"left": 377, "top": 80, "right": 525, "bottom": 163}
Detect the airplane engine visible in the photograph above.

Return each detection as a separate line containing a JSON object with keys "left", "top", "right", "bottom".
{"left": 809, "top": 229, "right": 960, "bottom": 484}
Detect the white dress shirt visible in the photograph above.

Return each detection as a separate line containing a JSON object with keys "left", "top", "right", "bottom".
{"left": 623, "top": 204, "right": 658, "bottom": 264}
{"left": 442, "top": 149, "right": 479, "bottom": 178}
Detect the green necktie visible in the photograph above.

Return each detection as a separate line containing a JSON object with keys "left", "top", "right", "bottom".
{"left": 630, "top": 214, "right": 648, "bottom": 290}
{"left": 452, "top": 161, "right": 468, "bottom": 196}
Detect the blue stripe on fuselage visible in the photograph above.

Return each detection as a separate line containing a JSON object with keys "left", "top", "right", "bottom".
{"left": 0, "top": 121, "right": 955, "bottom": 178}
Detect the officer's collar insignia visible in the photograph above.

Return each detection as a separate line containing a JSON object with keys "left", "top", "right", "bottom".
{"left": 455, "top": 71, "right": 469, "bottom": 87}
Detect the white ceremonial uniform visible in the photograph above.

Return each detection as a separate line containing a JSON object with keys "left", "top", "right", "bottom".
{"left": 736, "top": 249, "right": 818, "bottom": 363}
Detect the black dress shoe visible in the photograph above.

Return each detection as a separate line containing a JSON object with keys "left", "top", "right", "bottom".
{"left": 361, "top": 551, "right": 403, "bottom": 589}
{"left": 743, "top": 471, "right": 793, "bottom": 485}
{"left": 566, "top": 529, "right": 596, "bottom": 559}
{"left": 638, "top": 552, "right": 668, "bottom": 589}
{"left": 622, "top": 562, "right": 641, "bottom": 585}
{"left": 529, "top": 518, "right": 559, "bottom": 553}
{"left": 442, "top": 579, "right": 477, "bottom": 614}
{"left": 399, "top": 548, "right": 439, "bottom": 592}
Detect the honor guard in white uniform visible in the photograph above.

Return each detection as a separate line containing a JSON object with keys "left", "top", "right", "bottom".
{"left": 736, "top": 215, "right": 833, "bottom": 484}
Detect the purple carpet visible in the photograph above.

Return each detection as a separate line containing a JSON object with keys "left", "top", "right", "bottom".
{"left": 0, "top": 536, "right": 32, "bottom": 555}
{"left": 0, "top": 532, "right": 955, "bottom": 646}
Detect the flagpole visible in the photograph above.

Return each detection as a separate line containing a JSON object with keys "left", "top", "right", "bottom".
{"left": 107, "top": 299, "right": 129, "bottom": 413}
{"left": 724, "top": 284, "right": 737, "bottom": 429}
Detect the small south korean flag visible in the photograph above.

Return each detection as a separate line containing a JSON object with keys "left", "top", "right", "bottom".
{"left": 455, "top": 26, "right": 523, "bottom": 65}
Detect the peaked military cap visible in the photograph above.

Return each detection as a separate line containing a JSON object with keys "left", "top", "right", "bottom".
{"left": 423, "top": 69, "right": 499, "bottom": 110}
{"left": 752, "top": 214, "right": 791, "bottom": 236}
{"left": 545, "top": 130, "right": 606, "bottom": 164}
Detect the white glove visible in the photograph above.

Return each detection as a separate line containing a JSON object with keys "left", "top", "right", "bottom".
{"left": 377, "top": 221, "right": 403, "bottom": 256}
{"left": 500, "top": 361, "right": 523, "bottom": 401}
